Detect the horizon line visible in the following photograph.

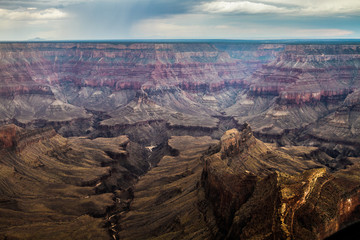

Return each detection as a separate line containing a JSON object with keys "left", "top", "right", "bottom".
{"left": 1, "top": 38, "right": 360, "bottom": 44}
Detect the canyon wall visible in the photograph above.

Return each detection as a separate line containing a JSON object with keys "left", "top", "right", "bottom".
{"left": 0, "top": 42, "right": 281, "bottom": 93}
{"left": 202, "top": 127, "right": 360, "bottom": 239}
{"left": 1, "top": 42, "right": 359, "bottom": 100}
{"left": 1, "top": 41, "right": 360, "bottom": 239}
{"left": 249, "top": 44, "right": 360, "bottom": 103}
{"left": 0, "top": 42, "right": 359, "bottom": 144}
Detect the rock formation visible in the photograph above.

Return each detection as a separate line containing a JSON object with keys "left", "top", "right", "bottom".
{"left": 102, "top": 125, "right": 360, "bottom": 240}
{"left": 117, "top": 135, "right": 219, "bottom": 240}
{"left": 0, "top": 41, "right": 360, "bottom": 239}
{"left": 201, "top": 126, "right": 360, "bottom": 239}
{"left": 0, "top": 41, "right": 359, "bottom": 150}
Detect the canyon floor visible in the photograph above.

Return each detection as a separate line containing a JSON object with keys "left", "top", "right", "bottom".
{"left": 0, "top": 41, "right": 360, "bottom": 239}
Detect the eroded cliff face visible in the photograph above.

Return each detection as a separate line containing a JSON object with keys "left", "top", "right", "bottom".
{"left": 0, "top": 42, "right": 282, "bottom": 136}
{"left": 95, "top": 125, "right": 360, "bottom": 240}
{"left": 250, "top": 45, "right": 360, "bottom": 102}
{"left": 201, "top": 126, "right": 360, "bottom": 240}
{"left": 0, "top": 42, "right": 359, "bottom": 150}
{"left": 1, "top": 42, "right": 359, "bottom": 153}
{"left": 0, "top": 42, "right": 274, "bottom": 92}
{"left": 116, "top": 135, "right": 219, "bottom": 240}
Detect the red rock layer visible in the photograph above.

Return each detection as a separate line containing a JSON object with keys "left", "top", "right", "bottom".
{"left": 250, "top": 44, "right": 360, "bottom": 103}
{"left": 0, "top": 124, "right": 18, "bottom": 148}
{"left": 0, "top": 124, "right": 57, "bottom": 151}
{"left": 1, "top": 42, "right": 359, "bottom": 105}
{"left": 0, "top": 42, "right": 282, "bottom": 95}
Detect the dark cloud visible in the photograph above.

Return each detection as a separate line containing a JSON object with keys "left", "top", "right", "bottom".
{"left": 0, "top": 0, "right": 359, "bottom": 40}
{"left": 57, "top": 0, "right": 201, "bottom": 39}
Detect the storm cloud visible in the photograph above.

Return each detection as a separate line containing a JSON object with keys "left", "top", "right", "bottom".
{"left": 0, "top": 0, "right": 359, "bottom": 40}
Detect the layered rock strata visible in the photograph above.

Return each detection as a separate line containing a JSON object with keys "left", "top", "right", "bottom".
{"left": 117, "top": 135, "right": 219, "bottom": 240}
{"left": 202, "top": 126, "right": 360, "bottom": 239}
{"left": 0, "top": 42, "right": 360, "bottom": 149}
{"left": 0, "top": 124, "right": 148, "bottom": 239}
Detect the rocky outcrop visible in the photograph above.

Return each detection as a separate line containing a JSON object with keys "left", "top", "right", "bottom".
{"left": 225, "top": 44, "right": 360, "bottom": 147}
{"left": 0, "top": 124, "right": 19, "bottom": 148}
{"left": 202, "top": 126, "right": 360, "bottom": 239}
{"left": 16, "top": 127, "right": 57, "bottom": 151}
{"left": 0, "top": 124, "right": 57, "bottom": 151}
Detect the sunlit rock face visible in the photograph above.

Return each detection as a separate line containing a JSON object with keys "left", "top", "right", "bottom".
{"left": 202, "top": 127, "right": 360, "bottom": 240}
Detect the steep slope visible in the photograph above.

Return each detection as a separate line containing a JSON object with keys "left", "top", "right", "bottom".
{"left": 100, "top": 92, "right": 219, "bottom": 130}
{"left": 202, "top": 126, "right": 360, "bottom": 239}
{"left": 116, "top": 135, "right": 219, "bottom": 240}
{"left": 0, "top": 124, "right": 149, "bottom": 239}
{"left": 114, "top": 124, "right": 360, "bottom": 240}
{"left": 306, "top": 89, "right": 360, "bottom": 149}
{"left": 223, "top": 44, "right": 360, "bottom": 152}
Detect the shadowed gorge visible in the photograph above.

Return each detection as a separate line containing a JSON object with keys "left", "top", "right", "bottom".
{"left": 0, "top": 41, "right": 360, "bottom": 239}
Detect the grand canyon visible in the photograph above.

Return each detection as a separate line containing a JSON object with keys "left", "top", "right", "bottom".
{"left": 0, "top": 40, "right": 360, "bottom": 239}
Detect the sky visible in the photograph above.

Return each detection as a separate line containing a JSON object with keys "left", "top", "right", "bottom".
{"left": 0, "top": 0, "right": 360, "bottom": 40}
